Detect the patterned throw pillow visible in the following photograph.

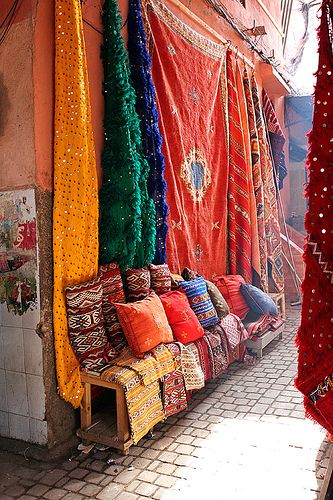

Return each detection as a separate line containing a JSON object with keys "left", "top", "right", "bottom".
{"left": 65, "top": 278, "right": 111, "bottom": 362}
{"left": 81, "top": 346, "right": 118, "bottom": 376}
{"left": 170, "top": 273, "right": 184, "bottom": 289}
{"left": 149, "top": 263, "right": 172, "bottom": 295}
{"left": 179, "top": 276, "right": 219, "bottom": 328}
{"left": 211, "top": 275, "right": 250, "bottom": 320}
{"left": 160, "top": 290, "right": 204, "bottom": 344}
{"left": 114, "top": 292, "right": 174, "bottom": 357}
{"left": 240, "top": 283, "right": 278, "bottom": 316}
{"left": 182, "top": 267, "right": 199, "bottom": 281}
{"left": 125, "top": 267, "right": 151, "bottom": 302}
{"left": 99, "top": 263, "right": 128, "bottom": 353}
{"left": 181, "top": 267, "right": 230, "bottom": 319}
{"left": 205, "top": 280, "right": 229, "bottom": 319}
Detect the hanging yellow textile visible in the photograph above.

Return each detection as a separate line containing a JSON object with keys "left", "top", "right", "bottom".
{"left": 53, "top": 0, "right": 99, "bottom": 407}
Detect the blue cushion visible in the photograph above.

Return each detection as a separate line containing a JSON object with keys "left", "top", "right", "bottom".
{"left": 240, "top": 283, "right": 278, "bottom": 316}
{"left": 179, "top": 276, "right": 219, "bottom": 328}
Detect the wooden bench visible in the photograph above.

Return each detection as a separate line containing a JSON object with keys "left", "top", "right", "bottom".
{"left": 77, "top": 295, "right": 287, "bottom": 450}
{"left": 77, "top": 372, "right": 132, "bottom": 455}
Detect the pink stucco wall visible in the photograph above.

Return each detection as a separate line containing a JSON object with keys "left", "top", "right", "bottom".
{"left": 0, "top": 0, "right": 36, "bottom": 191}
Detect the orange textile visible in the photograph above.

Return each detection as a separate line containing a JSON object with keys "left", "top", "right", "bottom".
{"left": 234, "top": 61, "right": 261, "bottom": 286}
{"left": 226, "top": 51, "right": 252, "bottom": 283}
{"left": 53, "top": 0, "right": 99, "bottom": 407}
{"left": 146, "top": 1, "right": 229, "bottom": 279}
{"left": 251, "top": 75, "right": 284, "bottom": 292}
{"left": 243, "top": 68, "right": 269, "bottom": 291}
{"left": 114, "top": 292, "right": 174, "bottom": 357}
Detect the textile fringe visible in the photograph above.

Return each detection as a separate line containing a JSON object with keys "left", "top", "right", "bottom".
{"left": 127, "top": 0, "right": 169, "bottom": 265}
{"left": 99, "top": 0, "right": 156, "bottom": 270}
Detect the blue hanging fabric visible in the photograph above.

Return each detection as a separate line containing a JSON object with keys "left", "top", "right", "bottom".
{"left": 127, "top": 0, "right": 169, "bottom": 264}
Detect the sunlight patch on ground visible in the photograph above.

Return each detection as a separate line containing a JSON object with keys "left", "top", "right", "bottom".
{"left": 169, "top": 415, "right": 326, "bottom": 500}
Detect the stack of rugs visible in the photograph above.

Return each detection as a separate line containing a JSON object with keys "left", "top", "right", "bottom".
{"left": 65, "top": 263, "right": 284, "bottom": 444}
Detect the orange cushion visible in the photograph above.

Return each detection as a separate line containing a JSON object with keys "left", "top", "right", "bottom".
{"left": 160, "top": 290, "right": 204, "bottom": 344}
{"left": 114, "top": 292, "right": 174, "bottom": 357}
{"left": 211, "top": 275, "right": 250, "bottom": 320}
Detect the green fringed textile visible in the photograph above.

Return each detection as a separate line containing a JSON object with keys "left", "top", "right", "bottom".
{"left": 99, "top": 0, "right": 156, "bottom": 270}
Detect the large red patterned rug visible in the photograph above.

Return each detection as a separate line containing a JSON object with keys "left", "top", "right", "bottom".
{"left": 145, "top": 0, "right": 229, "bottom": 279}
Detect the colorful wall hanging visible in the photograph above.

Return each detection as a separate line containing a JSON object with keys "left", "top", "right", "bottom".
{"left": 251, "top": 76, "right": 284, "bottom": 292}
{"left": 226, "top": 51, "right": 256, "bottom": 284}
{"left": 234, "top": 60, "right": 261, "bottom": 287}
{"left": 262, "top": 89, "right": 288, "bottom": 190}
{"left": 127, "top": 0, "right": 169, "bottom": 265}
{"left": 99, "top": 0, "right": 156, "bottom": 270}
{"left": 295, "top": 0, "right": 333, "bottom": 437}
{"left": 143, "top": 0, "right": 229, "bottom": 279}
{"left": 243, "top": 69, "right": 269, "bottom": 291}
{"left": 53, "top": 0, "right": 99, "bottom": 407}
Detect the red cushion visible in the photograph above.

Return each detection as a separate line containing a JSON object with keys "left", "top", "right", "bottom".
{"left": 211, "top": 275, "right": 249, "bottom": 320}
{"left": 160, "top": 290, "right": 204, "bottom": 344}
{"left": 114, "top": 292, "right": 174, "bottom": 357}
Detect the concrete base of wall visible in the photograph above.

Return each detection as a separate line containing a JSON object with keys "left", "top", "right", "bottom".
{"left": 0, "top": 433, "right": 79, "bottom": 462}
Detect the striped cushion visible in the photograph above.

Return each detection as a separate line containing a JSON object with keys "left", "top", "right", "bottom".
{"left": 65, "top": 278, "right": 112, "bottom": 362}
{"left": 99, "top": 263, "right": 128, "bottom": 353}
{"left": 149, "top": 263, "right": 171, "bottom": 295}
{"left": 179, "top": 276, "right": 219, "bottom": 328}
{"left": 126, "top": 267, "right": 151, "bottom": 302}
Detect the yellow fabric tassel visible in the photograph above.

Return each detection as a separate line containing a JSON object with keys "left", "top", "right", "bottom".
{"left": 53, "top": 0, "right": 99, "bottom": 408}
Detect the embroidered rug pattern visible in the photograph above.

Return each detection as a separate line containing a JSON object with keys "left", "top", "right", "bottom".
{"left": 204, "top": 324, "right": 230, "bottom": 378}
{"left": 162, "top": 343, "right": 188, "bottom": 417}
{"left": 226, "top": 51, "right": 252, "bottom": 283}
{"left": 251, "top": 76, "right": 284, "bottom": 292}
{"left": 243, "top": 69, "right": 269, "bottom": 291}
{"left": 262, "top": 89, "right": 287, "bottom": 190}
{"left": 145, "top": 0, "right": 229, "bottom": 278}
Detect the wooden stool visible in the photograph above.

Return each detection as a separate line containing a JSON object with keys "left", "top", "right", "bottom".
{"left": 77, "top": 372, "right": 132, "bottom": 455}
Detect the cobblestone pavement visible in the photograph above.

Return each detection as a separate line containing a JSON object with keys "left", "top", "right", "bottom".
{"left": 0, "top": 306, "right": 332, "bottom": 500}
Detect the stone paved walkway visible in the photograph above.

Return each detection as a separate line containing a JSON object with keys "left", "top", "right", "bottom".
{"left": 0, "top": 306, "right": 332, "bottom": 500}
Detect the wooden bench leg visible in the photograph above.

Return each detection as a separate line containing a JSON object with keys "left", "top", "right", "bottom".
{"left": 116, "top": 386, "right": 130, "bottom": 448}
{"left": 80, "top": 382, "right": 92, "bottom": 430}
{"left": 281, "top": 293, "right": 286, "bottom": 319}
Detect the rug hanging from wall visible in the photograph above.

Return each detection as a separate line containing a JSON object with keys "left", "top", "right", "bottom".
{"left": 226, "top": 51, "right": 260, "bottom": 285}
{"left": 127, "top": 0, "right": 169, "bottom": 265}
{"left": 262, "top": 89, "right": 288, "bottom": 190}
{"left": 251, "top": 76, "right": 284, "bottom": 293}
{"left": 53, "top": 0, "right": 99, "bottom": 407}
{"left": 243, "top": 68, "right": 269, "bottom": 292}
{"left": 295, "top": 0, "right": 333, "bottom": 438}
{"left": 142, "top": 0, "right": 229, "bottom": 279}
{"left": 99, "top": 0, "right": 156, "bottom": 271}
